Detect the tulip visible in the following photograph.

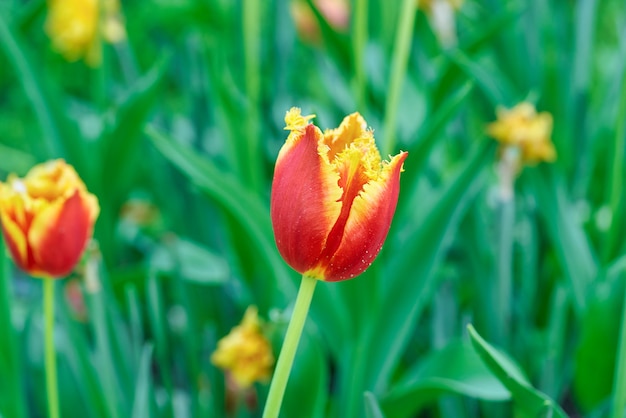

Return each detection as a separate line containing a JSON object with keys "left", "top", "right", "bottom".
{"left": 0, "top": 159, "right": 99, "bottom": 418}
{"left": 264, "top": 108, "right": 407, "bottom": 418}
{"left": 0, "top": 159, "right": 100, "bottom": 278}
{"left": 271, "top": 108, "right": 407, "bottom": 282}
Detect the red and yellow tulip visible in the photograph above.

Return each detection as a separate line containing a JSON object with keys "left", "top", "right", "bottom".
{"left": 0, "top": 160, "right": 99, "bottom": 278}
{"left": 271, "top": 108, "right": 407, "bottom": 282}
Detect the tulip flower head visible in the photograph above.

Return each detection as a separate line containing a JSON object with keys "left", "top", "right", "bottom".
{"left": 487, "top": 102, "right": 556, "bottom": 166}
{"left": 211, "top": 307, "right": 275, "bottom": 389}
{"left": 0, "top": 160, "right": 99, "bottom": 278}
{"left": 271, "top": 108, "right": 407, "bottom": 282}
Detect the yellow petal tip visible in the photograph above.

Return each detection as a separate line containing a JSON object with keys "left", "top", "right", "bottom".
{"left": 284, "top": 107, "right": 316, "bottom": 131}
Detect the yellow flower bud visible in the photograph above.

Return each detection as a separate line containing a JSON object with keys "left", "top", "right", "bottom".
{"left": 211, "top": 307, "right": 275, "bottom": 389}
{"left": 487, "top": 102, "right": 556, "bottom": 165}
{"left": 45, "top": 0, "right": 126, "bottom": 66}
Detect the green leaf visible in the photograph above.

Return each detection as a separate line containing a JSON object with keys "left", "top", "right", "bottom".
{"left": 98, "top": 58, "right": 167, "bottom": 201}
{"left": 0, "top": 143, "right": 37, "bottom": 175}
{"left": 467, "top": 324, "right": 568, "bottom": 418}
{"left": 381, "top": 341, "right": 510, "bottom": 418}
{"left": 364, "top": 140, "right": 492, "bottom": 394}
{"left": 55, "top": 298, "right": 110, "bottom": 418}
{"left": 132, "top": 344, "right": 156, "bottom": 418}
{"left": 364, "top": 392, "right": 386, "bottom": 418}
{"left": 408, "top": 81, "right": 475, "bottom": 174}
{"left": 444, "top": 50, "right": 511, "bottom": 106}
{"left": 526, "top": 166, "right": 598, "bottom": 313}
{"left": 146, "top": 126, "right": 296, "bottom": 303}
{"left": 150, "top": 237, "right": 229, "bottom": 285}
{"left": 0, "top": 239, "right": 27, "bottom": 418}
{"left": 0, "top": 13, "right": 87, "bottom": 173}
{"left": 573, "top": 271, "right": 623, "bottom": 411}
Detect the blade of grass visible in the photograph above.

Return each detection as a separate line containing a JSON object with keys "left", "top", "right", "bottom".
{"left": 242, "top": 0, "right": 263, "bottom": 192}
{"left": 527, "top": 166, "right": 597, "bottom": 314}
{"left": 0, "top": 12, "right": 88, "bottom": 175}
{"left": 444, "top": 50, "right": 510, "bottom": 106}
{"left": 569, "top": 0, "right": 597, "bottom": 195}
{"left": 0, "top": 13, "right": 60, "bottom": 158}
{"left": 124, "top": 285, "right": 144, "bottom": 371}
{"left": 56, "top": 294, "right": 109, "bottom": 418}
{"left": 603, "top": 62, "right": 626, "bottom": 262}
{"left": 610, "top": 280, "right": 626, "bottom": 418}
{"left": 0, "top": 239, "right": 27, "bottom": 418}
{"left": 85, "top": 253, "right": 125, "bottom": 418}
{"left": 540, "top": 284, "right": 569, "bottom": 398}
{"left": 382, "top": 0, "right": 417, "bottom": 157}
{"left": 131, "top": 344, "right": 157, "bottom": 418}
{"left": 352, "top": 0, "right": 368, "bottom": 110}
{"left": 398, "top": 81, "right": 474, "bottom": 203}
{"left": 146, "top": 272, "right": 175, "bottom": 418}
{"left": 364, "top": 392, "right": 385, "bottom": 418}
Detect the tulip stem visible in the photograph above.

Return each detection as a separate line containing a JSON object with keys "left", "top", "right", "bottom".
{"left": 352, "top": 0, "right": 368, "bottom": 111}
{"left": 610, "top": 280, "right": 626, "bottom": 418}
{"left": 381, "top": 0, "right": 416, "bottom": 157}
{"left": 44, "top": 279, "right": 60, "bottom": 418}
{"left": 263, "top": 275, "right": 317, "bottom": 418}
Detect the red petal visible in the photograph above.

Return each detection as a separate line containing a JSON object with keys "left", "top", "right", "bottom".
{"left": 28, "top": 190, "right": 97, "bottom": 277}
{"left": 271, "top": 124, "right": 341, "bottom": 276}
{"left": 323, "top": 151, "right": 407, "bottom": 281}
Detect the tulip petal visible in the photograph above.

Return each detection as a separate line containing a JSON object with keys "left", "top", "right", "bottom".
{"left": 28, "top": 190, "right": 96, "bottom": 277}
{"left": 1, "top": 211, "right": 30, "bottom": 273}
{"left": 323, "top": 151, "right": 407, "bottom": 281}
{"left": 271, "top": 124, "right": 342, "bottom": 276}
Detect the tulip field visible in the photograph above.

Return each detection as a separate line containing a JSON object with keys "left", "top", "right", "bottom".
{"left": 1, "top": 0, "right": 626, "bottom": 417}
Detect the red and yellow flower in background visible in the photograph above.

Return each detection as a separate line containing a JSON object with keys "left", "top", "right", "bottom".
{"left": 487, "top": 102, "right": 556, "bottom": 165}
{"left": 211, "top": 306, "right": 275, "bottom": 389}
{"left": 0, "top": 160, "right": 99, "bottom": 278}
{"left": 271, "top": 108, "right": 407, "bottom": 282}
{"left": 45, "top": 0, "right": 126, "bottom": 65}
{"left": 290, "top": 0, "right": 349, "bottom": 44}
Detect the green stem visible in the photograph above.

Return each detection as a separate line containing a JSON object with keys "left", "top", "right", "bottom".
{"left": 610, "top": 281, "right": 626, "bottom": 418}
{"left": 88, "top": 281, "right": 122, "bottom": 418}
{"left": 242, "top": 0, "right": 263, "bottom": 192}
{"left": 603, "top": 66, "right": 626, "bottom": 261}
{"left": 352, "top": 0, "right": 368, "bottom": 110}
{"left": 263, "top": 275, "right": 317, "bottom": 418}
{"left": 44, "top": 279, "right": 60, "bottom": 418}
{"left": 496, "top": 195, "right": 514, "bottom": 347}
{"left": 381, "top": 0, "right": 416, "bottom": 157}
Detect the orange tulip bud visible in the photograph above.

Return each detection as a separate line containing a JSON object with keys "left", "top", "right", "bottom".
{"left": 0, "top": 160, "right": 99, "bottom": 278}
{"left": 271, "top": 108, "right": 407, "bottom": 282}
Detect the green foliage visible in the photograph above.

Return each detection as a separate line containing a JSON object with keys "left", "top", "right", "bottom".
{"left": 468, "top": 325, "right": 568, "bottom": 418}
{"left": 1, "top": 0, "right": 626, "bottom": 417}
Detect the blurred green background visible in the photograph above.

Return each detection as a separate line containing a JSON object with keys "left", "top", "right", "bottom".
{"left": 1, "top": 0, "right": 626, "bottom": 417}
